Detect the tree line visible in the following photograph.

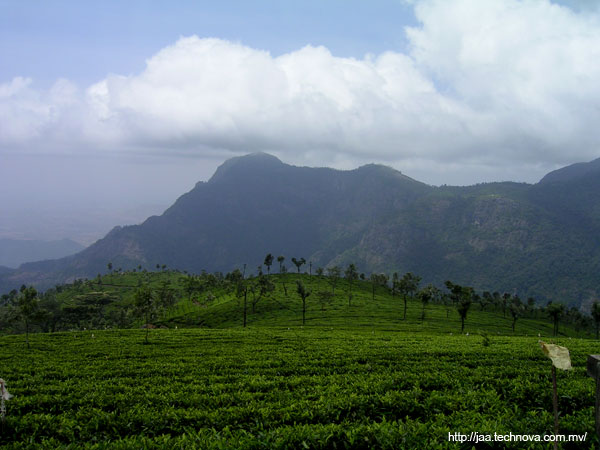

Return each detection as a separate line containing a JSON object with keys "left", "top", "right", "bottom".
{"left": 1, "top": 253, "right": 599, "bottom": 341}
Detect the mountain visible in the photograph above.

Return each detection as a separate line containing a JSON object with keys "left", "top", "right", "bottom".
{"left": 0, "top": 238, "right": 85, "bottom": 268}
{"left": 1, "top": 153, "right": 600, "bottom": 308}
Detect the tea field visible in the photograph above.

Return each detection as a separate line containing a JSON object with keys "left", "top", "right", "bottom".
{"left": 0, "top": 328, "right": 598, "bottom": 449}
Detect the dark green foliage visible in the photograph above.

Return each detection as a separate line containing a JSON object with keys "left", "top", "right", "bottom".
{"left": 14, "top": 286, "right": 41, "bottom": 348}
{"left": 291, "top": 257, "right": 306, "bottom": 274}
{"left": 316, "top": 290, "right": 334, "bottom": 311}
{"left": 134, "top": 286, "right": 157, "bottom": 343}
{"left": 399, "top": 273, "right": 421, "bottom": 319}
{"left": 456, "top": 286, "right": 473, "bottom": 332}
{"left": 248, "top": 274, "right": 275, "bottom": 314}
{"left": 277, "top": 255, "right": 285, "bottom": 274}
{"left": 0, "top": 329, "right": 597, "bottom": 449}
{"left": 509, "top": 296, "right": 524, "bottom": 332}
{"left": 418, "top": 284, "right": 438, "bottom": 321}
{"left": 547, "top": 302, "right": 565, "bottom": 337}
{"left": 264, "top": 253, "right": 274, "bottom": 275}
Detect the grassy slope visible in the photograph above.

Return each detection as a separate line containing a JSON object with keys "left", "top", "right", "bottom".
{"left": 78, "top": 270, "right": 587, "bottom": 338}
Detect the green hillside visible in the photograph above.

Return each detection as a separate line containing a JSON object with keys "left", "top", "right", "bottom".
{"left": 1, "top": 269, "right": 593, "bottom": 339}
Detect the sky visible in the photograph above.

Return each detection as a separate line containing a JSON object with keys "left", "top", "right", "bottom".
{"left": 1, "top": 0, "right": 600, "bottom": 244}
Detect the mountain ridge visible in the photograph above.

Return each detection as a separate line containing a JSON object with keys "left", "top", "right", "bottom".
{"left": 2, "top": 153, "right": 600, "bottom": 308}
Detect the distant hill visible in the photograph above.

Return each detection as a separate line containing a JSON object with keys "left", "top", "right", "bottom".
{"left": 0, "top": 238, "right": 85, "bottom": 268}
{"left": 1, "top": 153, "right": 600, "bottom": 308}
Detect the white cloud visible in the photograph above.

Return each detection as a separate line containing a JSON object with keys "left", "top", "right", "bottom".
{"left": 1, "top": 0, "right": 600, "bottom": 185}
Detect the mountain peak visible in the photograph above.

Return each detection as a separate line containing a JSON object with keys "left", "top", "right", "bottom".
{"left": 209, "top": 152, "right": 284, "bottom": 183}
{"left": 538, "top": 157, "right": 600, "bottom": 185}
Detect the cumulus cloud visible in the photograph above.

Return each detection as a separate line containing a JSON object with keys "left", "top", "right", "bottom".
{"left": 1, "top": 0, "right": 599, "bottom": 184}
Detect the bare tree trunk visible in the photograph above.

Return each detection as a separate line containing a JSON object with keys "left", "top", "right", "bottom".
{"left": 25, "top": 319, "right": 30, "bottom": 349}
{"left": 302, "top": 299, "right": 306, "bottom": 326}
{"left": 243, "top": 290, "right": 247, "bottom": 328}
{"left": 145, "top": 313, "right": 149, "bottom": 344}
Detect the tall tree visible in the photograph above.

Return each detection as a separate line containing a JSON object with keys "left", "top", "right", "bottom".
{"left": 370, "top": 273, "right": 389, "bottom": 301}
{"left": 291, "top": 257, "right": 306, "bottom": 274}
{"left": 509, "top": 296, "right": 524, "bottom": 332}
{"left": 263, "top": 253, "right": 274, "bottom": 275}
{"left": 133, "top": 286, "right": 157, "bottom": 344}
{"left": 456, "top": 287, "right": 473, "bottom": 332}
{"left": 15, "top": 286, "right": 41, "bottom": 348}
{"left": 280, "top": 265, "right": 289, "bottom": 297}
{"left": 480, "top": 291, "right": 493, "bottom": 311}
{"left": 501, "top": 293, "right": 511, "bottom": 318}
{"left": 445, "top": 281, "right": 462, "bottom": 305}
{"left": 316, "top": 290, "right": 334, "bottom": 311}
{"left": 277, "top": 255, "right": 285, "bottom": 273}
{"left": 327, "top": 266, "right": 341, "bottom": 296}
{"left": 249, "top": 274, "right": 275, "bottom": 313}
{"left": 344, "top": 264, "right": 358, "bottom": 307}
{"left": 236, "top": 281, "right": 249, "bottom": 328}
{"left": 296, "top": 280, "right": 311, "bottom": 326}
{"left": 418, "top": 285, "right": 435, "bottom": 321}
{"left": 400, "top": 273, "right": 421, "bottom": 320}
{"left": 546, "top": 302, "right": 565, "bottom": 337}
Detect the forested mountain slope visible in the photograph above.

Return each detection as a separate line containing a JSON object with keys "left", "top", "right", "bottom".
{"left": 2, "top": 153, "right": 599, "bottom": 308}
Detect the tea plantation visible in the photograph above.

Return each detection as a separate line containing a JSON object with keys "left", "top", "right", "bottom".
{"left": 0, "top": 328, "right": 597, "bottom": 449}
{"left": 1, "top": 272, "right": 599, "bottom": 448}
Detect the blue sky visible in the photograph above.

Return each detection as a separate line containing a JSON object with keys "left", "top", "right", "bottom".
{"left": 1, "top": 0, "right": 599, "bottom": 244}
{"left": 0, "top": 1, "right": 416, "bottom": 87}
